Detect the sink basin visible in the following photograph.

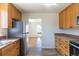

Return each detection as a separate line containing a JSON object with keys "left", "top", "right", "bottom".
{"left": 0, "top": 39, "right": 18, "bottom": 48}
{"left": 0, "top": 40, "right": 11, "bottom": 46}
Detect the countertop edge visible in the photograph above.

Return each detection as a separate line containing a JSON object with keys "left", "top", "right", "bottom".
{"left": 55, "top": 33, "right": 79, "bottom": 40}
{"left": 0, "top": 39, "right": 19, "bottom": 49}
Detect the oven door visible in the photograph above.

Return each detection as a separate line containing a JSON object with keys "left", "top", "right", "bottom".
{"left": 70, "top": 43, "right": 79, "bottom": 56}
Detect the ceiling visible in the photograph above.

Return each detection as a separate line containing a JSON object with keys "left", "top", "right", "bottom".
{"left": 13, "top": 3, "right": 71, "bottom": 13}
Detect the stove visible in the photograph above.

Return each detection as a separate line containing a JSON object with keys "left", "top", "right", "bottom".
{"left": 70, "top": 40, "right": 79, "bottom": 56}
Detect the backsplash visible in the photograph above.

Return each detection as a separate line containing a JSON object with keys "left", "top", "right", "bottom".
{"left": 59, "top": 29, "right": 79, "bottom": 35}
{"left": 0, "top": 28, "right": 7, "bottom": 36}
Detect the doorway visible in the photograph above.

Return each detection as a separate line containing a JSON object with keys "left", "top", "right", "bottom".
{"left": 26, "top": 18, "right": 42, "bottom": 55}
{"left": 28, "top": 18, "right": 42, "bottom": 48}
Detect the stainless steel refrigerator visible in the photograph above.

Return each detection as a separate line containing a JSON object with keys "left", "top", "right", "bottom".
{"left": 8, "top": 19, "right": 28, "bottom": 56}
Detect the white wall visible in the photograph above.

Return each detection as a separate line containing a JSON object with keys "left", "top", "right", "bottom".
{"left": 59, "top": 29, "right": 79, "bottom": 35}
{"left": 22, "top": 12, "right": 79, "bottom": 48}
{"left": 0, "top": 28, "right": 7, "bottom": 36}
{"left": 29, "top": 22, "right": 41, "bottom": 37}
{"left": 22, "top": 13, "right": 59, "bottom": 48}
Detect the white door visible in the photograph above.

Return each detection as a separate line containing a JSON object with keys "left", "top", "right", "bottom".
{"left": 29, "top": 18, "right": 42, "bottom": 37}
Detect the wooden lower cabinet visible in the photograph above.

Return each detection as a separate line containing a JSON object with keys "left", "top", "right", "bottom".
{"left": 55, "top": 36, "right": 70, "bottom": 56}
{"left": 0, "top": 40, "right": 19, "bottom": 56}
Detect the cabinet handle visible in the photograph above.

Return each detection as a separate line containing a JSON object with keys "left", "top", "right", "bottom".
{"left": 60, "top": 27, "right": 63, "bottom": 29}
{"left": 65, "top": 46, "right": 67, "bottom": 49}
{"left": 65, "top": 54, "right": 67, "bottom": 56}
{"left": 65, "top": 41, "right": 67, "bottom": 43}
{"left": 70, "top": 26, "right": 72, "bottom": 28}
{"left": 55, "top": 40, "right": 57, "bottom": 42}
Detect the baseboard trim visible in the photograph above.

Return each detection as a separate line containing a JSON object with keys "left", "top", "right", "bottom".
{"left": 29, "top": 37, "right": 38, "bottom": 38}
{"left": 42, "top": 48, "right": 56, "bottom": 50}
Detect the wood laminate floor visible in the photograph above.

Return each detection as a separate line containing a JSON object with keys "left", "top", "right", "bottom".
{"left": 27, "top": 48, "right": 61, "bottom": 56}
{"left": 42, "top": 48, "right": 61, "bottom": 56}
{"left": 27, "top": 37, "right": 61, "bottom": 56}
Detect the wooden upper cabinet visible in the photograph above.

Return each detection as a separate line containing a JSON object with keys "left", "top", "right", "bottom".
{"left": 62, "top": 10, "right": 66, "bottom": 29}
{"left": 71, "top": 4, "right": 79, "bottom": 28}
{"left": 0, "top": 3, "right": 22, "bottom": 28}
{"left": 59, "top": 12, "right": 62, "bottom": 28}
{"left": 59, "top": 10, "right": 66, "bottom": 29}
{"left": 70, "top": 4, "right": 76, "bottom": 28}
{"left": 59, "top": 3, "right": 79, "bottom": 29}
{"left": 18, "top": 11, "right": 22, "bottom": 20}
{"left": 15, "top": 9, "right": 22, "bottom": 20}
{"left": 0, "top": 3, "right": 8, "bottom": 28}
{"left": 72, "top": 4, "right": 79, "bottom": 15}
{"left": 65, "top": 7, "right": 71, "bottom": 28}
{"left": 8, "top": 4, "right": 13, "bottom": 28}
{"left": 9, "top": 3, "right": 22, "bottom": 20}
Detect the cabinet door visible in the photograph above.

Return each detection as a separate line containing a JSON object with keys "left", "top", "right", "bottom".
{"left": 70, "top": 4, "right": 79, "bottom": 28}
{"left": 59, "top": 12, "right": 63, "bottom": 29}
{"left": 65, "top": 7, "right": 71, "bottom": 28}
{"left": 59, "top": 4, "right": 79, "bottom": 29}
{"left": 2, "top": 44, "right": 14, "bottom": 56}
{"left": 2, "top": 41, "right": 19, "bottom": 56}
{"left": 8, "top": 4, "right": 12, "bottom": 28}
{"left": 55, "top": 36, "right": 70, "bottom": 56}
{"left": 13, "top": 7, "right": 22, "bottom": 20}
{"left": 15, "top": 9, "right": 22, "bottom": 20}
{"left": 18, "top": 11, "right": 22, "bottom": 20}
{"left": 16, "top": 9, "right": 20, "bottom": 20}
{"left": 0, "top": 4, "right": 8, "bottom": 28}
{"left": 59, "top": 11, "right": 65, "bottom": 29}
{"left": 14, "top": 7, "right": 17, "bottom": 19}
{"left": 19, "top": 12, "right": 22, "bottom": 20}
{"left": 0, "top": 4, "right": 2, "bottom": 27}
{"left": 11, "top": 4, "right": 15, "bottom": 19}
{"left": 62, "top": 11, "right": 66, "bottom": 29}
{"left": 73, "top": 4, "right": 79, "bottom": 16}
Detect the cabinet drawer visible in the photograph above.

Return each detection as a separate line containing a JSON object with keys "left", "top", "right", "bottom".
{"left": 62, "top": 49, "right": 69, "bottom": 56}
{"left": 63, "top": 40, "right": 69, "bottom": 44}
{"left": 61, "top": 45, "right": 69, "bottom": 56}
{"left": 2, "top": 48, "right": 18, "bottom": 56}
{"left": 61, "top": 43, "right": 69, "bottom": 50}
{"left": 55, "top": 36, "right": 70, "bottom": 56}
{"left": 64, "top": 45, "right": 69, "bottom": 52}
{"left": 2, "top": 44, "right": 14, "bottom": 55}
{"left": 1, "top": 40, "right": 19, "bottom": 56}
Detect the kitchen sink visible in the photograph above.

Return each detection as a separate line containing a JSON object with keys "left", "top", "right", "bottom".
{"left": 0, "top": 40, "right": 12, "bottom": 46}
{"left": 0, "top": 39, "right": 18, "bottom": 48}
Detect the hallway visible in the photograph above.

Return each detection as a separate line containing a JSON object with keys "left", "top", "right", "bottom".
{"left": 27, "top": 37, "right": 61, "bottom": 56}
{"left": 27, "top": 37, "right": 42, "bottom": 56}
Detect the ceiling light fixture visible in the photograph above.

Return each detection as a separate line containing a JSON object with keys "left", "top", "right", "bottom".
{"left": 44, "top": 3, "right": 57, "bottom": 6}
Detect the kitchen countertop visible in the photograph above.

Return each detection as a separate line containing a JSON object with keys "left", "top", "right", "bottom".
{"left": 55, "top": 33, "right": 79, "bottom": 41}
{"left": 0, "top": 39, "right": 19, "bottom": 49}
